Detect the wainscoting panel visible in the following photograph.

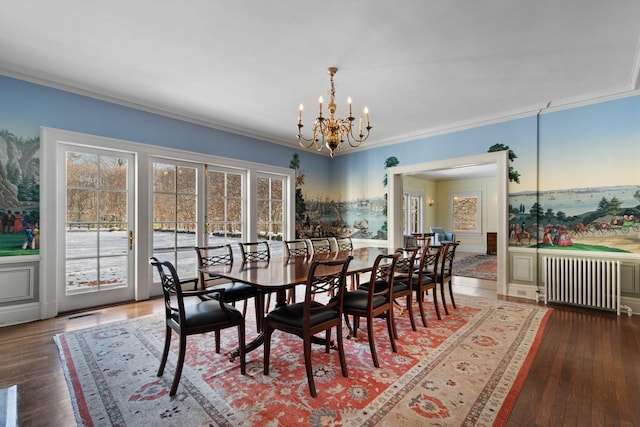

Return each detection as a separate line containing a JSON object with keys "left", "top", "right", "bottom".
{"left": 512, "top": 254, "right": 534, "bottom": 282}
{"left": 0, "top": 266, "right": 35, "bottom": 303}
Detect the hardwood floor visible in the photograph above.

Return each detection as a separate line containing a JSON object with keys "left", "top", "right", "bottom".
{"left": 1, "top": 285, "right": 639, "bottom": 426}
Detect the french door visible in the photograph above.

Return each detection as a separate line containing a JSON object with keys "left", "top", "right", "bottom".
{"left": 57, "top": 144, "right": 136, "bottom": 312}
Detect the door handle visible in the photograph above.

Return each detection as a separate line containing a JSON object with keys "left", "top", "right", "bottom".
{"left": 129, "top": 231, "right": 134, "bottom": 251}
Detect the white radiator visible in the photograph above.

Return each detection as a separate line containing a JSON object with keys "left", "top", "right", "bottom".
{"left": 540, "top": 256, "right": 632, "bottom": 316}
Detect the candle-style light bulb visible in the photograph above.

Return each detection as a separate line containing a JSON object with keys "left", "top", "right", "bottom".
{"left": 359, "top": 117, "right": 363, "bottom": 134}
{"left": 364, "top": 107, "right": 369, "bottom": 127}
{"left": 347, "top": 97, "right": 352, "bottom": 117}
{"left": 319, "top": 96, "right": 323, "bottom": 113}
{"left": 298, "top": 104, "right": 303, "bottom": 122}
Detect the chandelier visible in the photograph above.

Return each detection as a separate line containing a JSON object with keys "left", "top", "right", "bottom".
{"left": 297, "top": 67, "right": 371, "bottom": 158}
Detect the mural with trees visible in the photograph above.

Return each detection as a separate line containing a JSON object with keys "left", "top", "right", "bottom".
{"left": 0, "top": 128, "right": 40, "bottom": 256}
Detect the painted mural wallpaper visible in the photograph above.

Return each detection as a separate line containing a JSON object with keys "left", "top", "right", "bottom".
{"left": 290, "top": 95, "right": 640, "bottom": 255}
{"left": 0, "top": 128, "right": 40, "bottom": 256}
{"left": 291, "top": 151, "right": 392, "bottom": 240}
{"left": 507, "top": 96, "right": 640, "bottom": 253}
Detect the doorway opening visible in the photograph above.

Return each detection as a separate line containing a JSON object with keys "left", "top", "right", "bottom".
{"left": 387, "top": 152, "right": 508, "bottom": 296}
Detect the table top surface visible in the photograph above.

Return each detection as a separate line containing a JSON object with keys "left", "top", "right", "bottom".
{"left": 199, "top": 247, "right": 388, "bottom": 289}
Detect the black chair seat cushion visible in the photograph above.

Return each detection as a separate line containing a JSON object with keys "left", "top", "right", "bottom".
{"left": 174, "top": 300, "right": 241, "bottom": 327}
{"left": 358, "top": 281, "right": 409, "bottom": 294}
{"left": 342, "top": 290, "right": 388, "bottom": 311}
{"left": 411, "top": 273, "right": 434, "bottom": 287}
{"left": 266, "top": 301, "right": 338, "bottom": 327}
{"left": 206, "top": 281, "right": 257, "bottom": 302}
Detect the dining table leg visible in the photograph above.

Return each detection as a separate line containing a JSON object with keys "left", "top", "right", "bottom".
{"left": 228, "top": 288, "right": 289, "bottom": 362}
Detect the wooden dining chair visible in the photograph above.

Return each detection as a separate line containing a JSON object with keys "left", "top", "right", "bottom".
{"left": 342, "top": 253, "right": 400, "bottom": 368}
{"left": 335, "top": 236, "right": 353, "bottom": 251}
{"left": 389, "top": 247, "right": 419, "bottom": 334}
{"left": 412, "top": 245, "right": 444, "bottom": 326}
{"left": 263, "top": 256, "right": 352, "bottom": 397}
{"left": 283, "top": 239, "right": 310, "bottom": 303}
{"left": 309, "top": 238, "right": 332, "bottom": 254}
{"left": 437, "top": 242, "right": 460, "bottom": 315}
{"left": 150, "top": 257, "right": 246, "bottom": 396}
{"left": 194, "top": 245, "right": 259, "bottom": 327}
{"left": 239, "top": 241, "right": 275, "bottom": 314}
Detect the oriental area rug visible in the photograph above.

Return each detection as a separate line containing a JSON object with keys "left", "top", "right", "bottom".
{"left": 55, "top": 295, "right": 550, "bottom": 426}
{"left": 453, "top": 254, "right": 498, "bottom": 281}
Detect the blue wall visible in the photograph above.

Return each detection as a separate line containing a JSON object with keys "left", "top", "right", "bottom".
{"left": 0, "top": 75, "right": 331, "bottom": 172}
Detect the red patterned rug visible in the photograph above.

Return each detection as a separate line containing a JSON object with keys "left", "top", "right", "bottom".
{"left": 55, "top": 295, "right": 550, "bottom": 426}
{"left": 454, "top": 254, "right": 498, "bottom": 281}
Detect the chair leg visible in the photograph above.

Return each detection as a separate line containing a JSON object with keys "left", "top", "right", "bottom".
{"left": 448, "top": 278, "right": 457, "bottom": 309}
{"left": 406, "top": 294, "right": 417, "bottom": 331}
{"left": 432, "top": 287, "right": 442, "bottom": 320}
{"left": 440, "top": 281, "right": 450, "bottom": 315}
{"left": 366, "top": 317, "right": 380, "bottom": 368}
{"left": 255, "top": 295, "right": 263, "bottom": 333}
{"left": 386, "top": 312, "right": 397, "bottom": 353}
{"left": 263, "top": 322, "right": 272, "bottom": 376}
{"left": 416, "top": 289, "right": 428, "bottom": 327}
{"left": 303, "top": 333, "right": 317, "bottom": 397}
{"left": 336, "top": 325, "right": 348, "bottom": 378}
{"left": 237, "top": 322, "right": 246, "bottom": 375}
{"left": 215, "top": 330, "right": 221, "bottom": 353}
{"left": 157, "top": 326, "right": 172, "bottom": 376}
{"left": 170, "top": 334, "right": 187, "bottom": 396}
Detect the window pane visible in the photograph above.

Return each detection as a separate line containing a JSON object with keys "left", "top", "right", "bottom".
{"left": 154, "top": 193, "right": 176, "bottom": 222}
{"left": 67, "top": 189, "right": 97, "bottom": 223}
{"left": 208, "top": 171, "right": 224, "bottom": 196}
{"left": 257, "top": 177, "right": 269, "bottom": 196}
{"left": 257, "top": 200, "right": 269, "bottom": 222}
{"left": 154, "top": 163, "right": 175, "bottom": 192}
{"left": 227, "top": 174, "right": 242, "bottom": 197}
{"left": 271, "top": 179, "right": 283, "bottom": 198}
{"left": 99, "top": 230, "right": 128, "bottom": 256}
{"left": 208, "top": 199, "right": 224, "bottom": 221}
{"left": 66, "top": 229, "right": 97, "bottom": 258}
{"left": 177, "top": 195, "right": 196, "bottom": 222}
{"left": 66, "top": 258, "right": 98, "bottom": 293}
{"left": 271, "top": 200, "right": 283, "bottom": 222}
{"left": 66, "top": 152, "right": 97, "bottom": 188}
{"left": 177, "top": 166, "right": 196, "bottom": 194}
{"left": 99, "top": 156, "right": 127, "bottom": 190}
{"left": 99, "top": 190, "right": 127, "bottom": 223}
{"left": 99, "top": 256, "right": 128, "bottom": 290}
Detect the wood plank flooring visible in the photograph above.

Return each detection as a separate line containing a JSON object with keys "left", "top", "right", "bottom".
{"left": 1, "top": 285, "right": 639, "bottom": 426}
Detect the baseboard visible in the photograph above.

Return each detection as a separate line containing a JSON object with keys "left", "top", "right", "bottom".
{"left": 506, "top": 283, "right": 539, "bottom": 300}
{"left": 0, "top": 302, "right": 41, "bottom": 327}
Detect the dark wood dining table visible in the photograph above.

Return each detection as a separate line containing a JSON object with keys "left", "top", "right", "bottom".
{"left": 198, "top": 246, "right": 388, "bottom": 359}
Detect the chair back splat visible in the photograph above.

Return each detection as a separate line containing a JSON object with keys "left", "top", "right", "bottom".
{"left": 284, "top": 239, "right": 310, "bottom": 257}
{"left": 263, "top": 256, "right": 353, "bottom": 397}
{"left": 309, "top": 238, "right": 332, "bottom": 254}
{"left": 342, "top": 253, "right": 400, "bottom": 368}
{"left": 150, "top": 257, "right": 246, "bottom": 396}
{"left": 239, "top": 241, "right": 271, "bottom": 262}
{"left": 239, "top": 241, "right": 275, "bottom": 314}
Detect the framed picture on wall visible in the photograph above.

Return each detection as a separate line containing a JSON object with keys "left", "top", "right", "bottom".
{"left": 451, "top": 191, "right": 481, "bottom": 233}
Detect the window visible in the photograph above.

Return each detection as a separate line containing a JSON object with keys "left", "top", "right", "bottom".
{"left": 402, "top": 193, "right": 422, "bottom": 234}
{"left": 452, "top": 192, "right": 481, "bottom": 233}
{"left": 257, "top": 174, "right": 285, "bottom": 252}
{"left": 152, "top": 162, "right": 198, "bottom": 278}
{"left": 206, "top": 167, "right": 244, "bottom": 245}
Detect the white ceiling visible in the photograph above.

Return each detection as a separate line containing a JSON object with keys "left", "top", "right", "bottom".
{"left": 1, "top": 1, "right": 639, "bottom": 155}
